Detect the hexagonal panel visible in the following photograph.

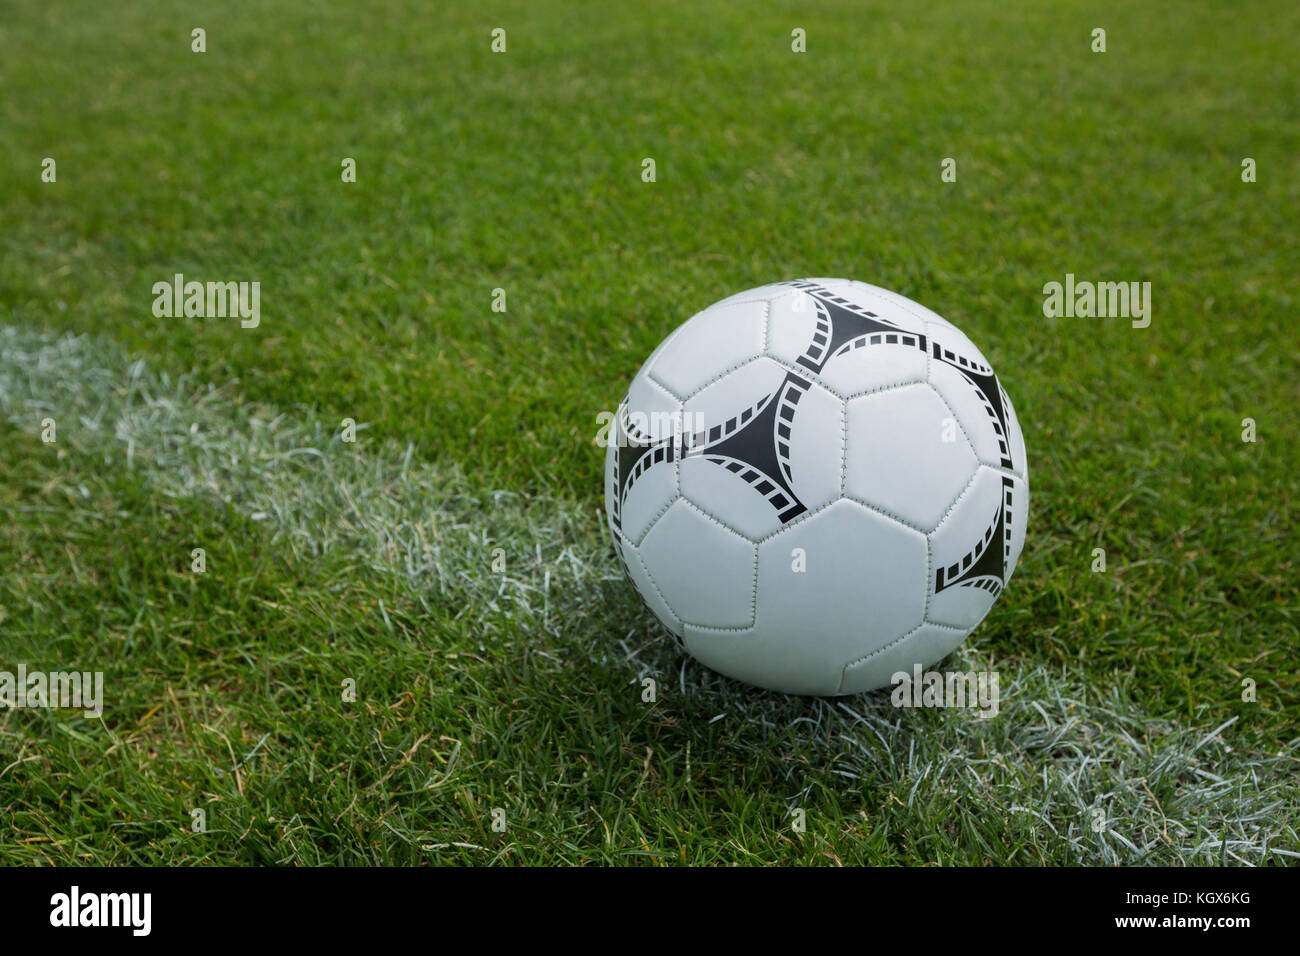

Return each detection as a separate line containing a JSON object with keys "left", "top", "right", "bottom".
{"left": 623, "top": 373, "right": 682, "bottom": 444}
{"left": 1005, "top": 470, "right": 1028, "bottom": 581}
{"left": 765, "top": 288, "right": 824, "bottom": 368}
{"left": 648, "top": 300, "right": 767, "bottom": 398}
{"left": 629, "top": 318, "right": 690, "bottom": 382}
{"left": 924, "top": 318, "right": 992, "bottom": 372}
{"left": 679, "top": 453, "right": 777, "bottom": 540}
{"left": 618, "top": 463, "right": 677, "bottom": 546}
{"left": 927, "top": 466, "right": 1022, "bottom": 629}
{"left": 638, "top": 499, "right": 757, "bottom": 628}
{"left": 927, "top": 361, "right": 1012, "bottom": 471}
{"left": 816, "top": 326, "right": 929, "bottom": 398}
{"left": 844, "top": 383, "right": 979, "bottom": 532}
{"left": 779, "top": 379, "right": 844, "bottom": 513}
{"left": 844, "top": 281, "right": 954, "bottom": 330}
{"left": 609, "top": 393, "right": 682, "bottom": 545}
{"left": 677, "top": 358, "right": 840, "bottom": 538}
{"left": 707, "top": 282, "right": 786, "bottom": 310}
{"left": 1001, "top": 384, "right": 1028, "bottom": 481}
{"left": 798, "top": 277, "right": 853, "bottom": 290}
{"left": 603, "top": 429, "right": 619, "bottom": 526}
{"left": 683, "top": 500, "right": 927, "bottom": 695}
{"left": 839, "top": 621, "right": 973, "bottom": 695}
{"left": 617, "top": 534, "right": 682, "bottom": 637}
{"left": 680, "top": 356, "right": 788, "bottom": 436}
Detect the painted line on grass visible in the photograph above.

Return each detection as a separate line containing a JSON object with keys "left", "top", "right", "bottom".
{"left": 0, "top": 324, "right": 1294, "bottom": 864}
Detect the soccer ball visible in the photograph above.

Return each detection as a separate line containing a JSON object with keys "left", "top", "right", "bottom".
{"left": 604, "top": 279, "right": 1028, "bottom": 696}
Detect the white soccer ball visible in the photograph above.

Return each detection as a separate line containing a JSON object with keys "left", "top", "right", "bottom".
{"left": 604, "top": 279, "right": 1029, "bottom": 695}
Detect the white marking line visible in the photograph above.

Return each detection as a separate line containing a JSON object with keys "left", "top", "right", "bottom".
{"left": 0, "top": 325, "right": 597, "bottom": 635}
{"left": 0, "top": 325, "right": 1294, "bottom": 864}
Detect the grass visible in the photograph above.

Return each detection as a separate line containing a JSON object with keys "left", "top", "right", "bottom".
{"left": 0, "top": 326, "right": 1294, "bottom": 865}
{"left": 0, "top": 0, "right": 1297, "bottom": 864}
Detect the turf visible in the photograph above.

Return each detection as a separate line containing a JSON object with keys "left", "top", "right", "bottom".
{"left": 0, "top": 0, "right": 1297, "bottom": 864}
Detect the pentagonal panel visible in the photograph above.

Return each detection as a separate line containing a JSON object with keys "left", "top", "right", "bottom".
{"left": 927, "top": 466, "right": 1021, "bottom": 629}
{"left": 844, "top": 384, "right": 979, "bottom": 532}
{"left": 648, "top": 300, "right": 767, "bottom": 398}
{"left": 683, "top": 499, "right": 927, "bottom": 695}
{"left": 638, "top": 499, "right": 757, "bottom": 628}
{"left": 839, "top": 622, "right": 973, "bottom": 695}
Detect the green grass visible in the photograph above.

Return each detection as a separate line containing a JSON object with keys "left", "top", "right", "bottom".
{"left": 0, "top": 0, "right": 1297, "bottom": 864}
{"left": 0, "top": 327, "right": 1294, "bottom": 865}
